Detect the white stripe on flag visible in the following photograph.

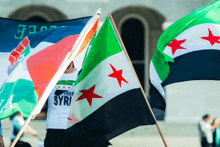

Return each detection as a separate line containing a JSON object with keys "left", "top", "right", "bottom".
{"left": 150, "top": 61, "right": 165, "bottom": 99}
{"left": 163, "top": 23, "right": 220, "bottom": 58}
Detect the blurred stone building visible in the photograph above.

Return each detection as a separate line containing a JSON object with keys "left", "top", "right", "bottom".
{"left": 0, "top": 0, "right": 217, "bottom": 123}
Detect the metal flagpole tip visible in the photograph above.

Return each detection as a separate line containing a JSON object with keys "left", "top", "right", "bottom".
{"left": 96, "top": 8, "right": 101, "bottom": 15}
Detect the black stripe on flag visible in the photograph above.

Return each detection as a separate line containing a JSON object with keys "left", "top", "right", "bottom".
{"left": 62, "top": 88, "right": 156, "bottom": 147}
{"left": 149, "top": 81, "right": 166, "bottom": 111}
{"left": 162, "top": 50, "right": 220, "bottom": 87}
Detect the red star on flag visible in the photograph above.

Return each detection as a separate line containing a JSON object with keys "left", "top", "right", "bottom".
{"left": 76, "top": 85, "right": 103, "bottom": 106}
{"left": 167, "top": 39, "right": 187, "bottom": 55}
{"left": 201, "top": 28, "right": 220, "bottom": 45}
{"left": 108, "top": 63, "right": 129, "bottom": 87}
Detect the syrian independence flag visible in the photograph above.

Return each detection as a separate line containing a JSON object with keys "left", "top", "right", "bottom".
{"left": 149, "top": 0, "right": 220, "bottom": 111}
{"left": 0, "top": 15, "right": 99, "bottom": 120}
{"left": 62, "top": 15, "right": 156, "bottom": 147}
{"left": 0, "top": 16, "right": 91, "bottom": 87}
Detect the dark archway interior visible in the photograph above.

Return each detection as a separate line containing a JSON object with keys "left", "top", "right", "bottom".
{"left": 26, "top": 16, "right": 48, "bottom": 22}
{"left": 121, "top": 18, "right": 144, "bottom": 60}
{"left": 121, "top": 18, "right": 145, "bottom": 89}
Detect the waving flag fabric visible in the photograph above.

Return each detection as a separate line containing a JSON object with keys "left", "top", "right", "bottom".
{"left": 0, "top": 26, "right": 82, "bottom": 120}
{"left": 0, "top": 15, "right": 99, "bottom": 120}
{"left": 63, "top": 15, "right": 156, "bottom": 147}
{"left": 0, "top": 16, "right": 91, "bottom": 87}
{"left": 149, "top": 0, "right": 220, "bottom": 111}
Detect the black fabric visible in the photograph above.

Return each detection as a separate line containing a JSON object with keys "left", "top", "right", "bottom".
{"left": 11, "top": 140, "right": 32, "bottom": 147}
{"left": 149, "top": 81, "right": 166, "bottom": 111}
{"left": 62, "top": 88, "right": 156, "bottom": 147}
{"left": 44, "top": 129, "right": 66, "bottom": 147}
{"left": 162, "top": 50, "right": 220, "bottom": 87}
{"left": 213, "top": 130, "right": 216, "bottom": 147}
{"left": 13, "top": 127, "right": 24, "bottom": 138}
{"left": 201, "top": 140, "right": 213, "bottom": 147}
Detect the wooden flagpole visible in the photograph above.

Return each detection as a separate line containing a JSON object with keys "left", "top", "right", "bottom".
{"left": 108, "top": 13, "right": 168, "bottom": 147}
{"left": 10, "top": 9, "right": 101, "bottom": 147}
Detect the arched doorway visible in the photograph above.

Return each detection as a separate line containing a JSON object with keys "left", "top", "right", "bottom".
{"left": 111, "top": 5, "right": 165, "bottom": 120}
{"left": 121, "top": 18, "right": 145, "bottom": 89}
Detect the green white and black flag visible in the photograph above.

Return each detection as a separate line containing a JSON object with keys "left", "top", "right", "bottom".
{"left": 62, "top": 15, "right": 156, "bottom": 147}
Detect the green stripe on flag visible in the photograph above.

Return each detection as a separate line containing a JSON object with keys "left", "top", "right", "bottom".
{"left": 57, "top": 80, "right": 75, "bottom": 85}
{"left": 152, "top": 0, "right": 220, "bottom": 81}
{"left": 82, "top": 32, "right": 97, "bottom": 67}
{"left": 75, "top": 17, "right": 122, "bottom": 85}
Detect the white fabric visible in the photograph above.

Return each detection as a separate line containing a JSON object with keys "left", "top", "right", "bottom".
{"left": 10, "top": 115, "right": 25, "bottom": 141}
{"left": 199, "top": 120, "right": 213, "bottom": 143}
{"left": 46, "top": 69, "right": 78, "bottom": 129}
{"left": 163, "top": 23, "right": 220, "bottom": 59}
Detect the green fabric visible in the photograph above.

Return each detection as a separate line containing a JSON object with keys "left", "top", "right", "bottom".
{"left": 75, "top": 16, "right": 122, "bottom": 85}
{"left": 0, "top": 79, "right": 38, "bottom": 120}
{"left": 82, "top": 32, "right": 97, "bottom": 67}
{"left": 152, "top": 0, "right": 220, "bottom": 81}
{"left": 56, "top": 80, "right": 75, "bottom": 85}
{"left": 216, "top": 126, "right": 220, "bottom": 147}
